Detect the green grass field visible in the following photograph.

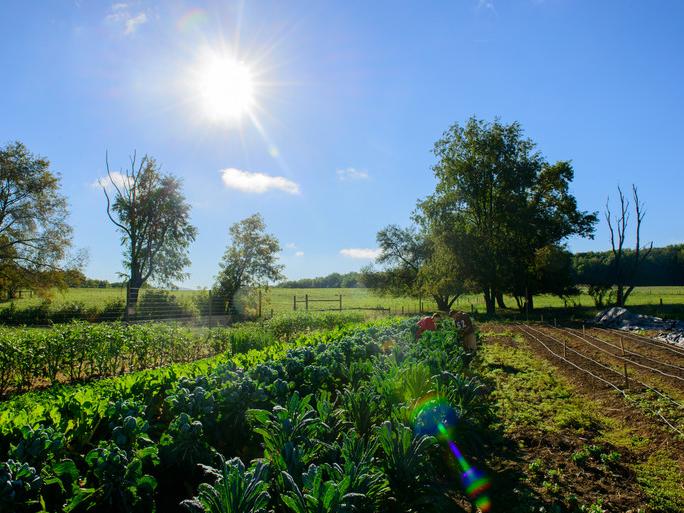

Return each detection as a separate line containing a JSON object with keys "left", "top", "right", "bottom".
{"left": 3, "top": 285, "right": 684, "bottom": 319}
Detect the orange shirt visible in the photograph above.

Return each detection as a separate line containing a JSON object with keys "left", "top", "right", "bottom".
{"left": 416, "top": 316, "right": 437, "bottom": 337}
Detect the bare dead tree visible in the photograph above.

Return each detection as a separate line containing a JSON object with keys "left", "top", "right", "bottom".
{"left": 605, "top": 184, "right": 653, "bottom": 306}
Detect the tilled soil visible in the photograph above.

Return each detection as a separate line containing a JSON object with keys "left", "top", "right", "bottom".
{"left": 479, "top": 324, "right": 684, "bottom": 512}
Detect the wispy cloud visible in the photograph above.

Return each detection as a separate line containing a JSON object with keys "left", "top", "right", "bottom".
{"left": 340, "top": 248, "right": 382, "bottom": 259}
{"left": 477, "top": 0, "right": 496, "bottom": 13}
{"left": 92, "top": 171, "right": 132, "bottom": 190}
{"left": 295, "top": 251, "right": 304, "bottom": 257}
{"left": 221, "top": 168, "right": 300, "bottom": 195}
{"left": 106, "top": 3, "right": 148, "bottom": 35}
{"left": 336, "top": 167, "right": 369, "bottom": 181}
{"left": 285, "top": 242, "right": 297, "bottom": 249}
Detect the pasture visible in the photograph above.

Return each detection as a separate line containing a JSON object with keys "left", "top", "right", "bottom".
{"left": 1, "top": 286, "right": 683, "bottom": 322}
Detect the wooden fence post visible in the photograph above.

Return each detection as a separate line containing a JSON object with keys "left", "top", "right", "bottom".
{"left": 293, "top": 295, "right": 297, "bottom": 311}
{"left": 339, "top": 294, "right": 342, "bottom": 311}
{"left": 563, "top": 338, "right": 567, "bottom": 359}
{"left": 208, "top": 291, "right": 213, "bottom": 325}
{"left": 620, "top": 336, "right": 629, "bottom": 389}
{"left": 258, "top": 289, "right": 262, "bottom": 318}
{"left": 305, "top": 294, "right": 309, "bottom": 311}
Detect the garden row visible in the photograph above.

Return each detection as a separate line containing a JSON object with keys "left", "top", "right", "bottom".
{"left": 0, "top": 312, "right": 365, "bottom": 395}
{"left": 0, "top": 318, "right": 491, "bottom": 513}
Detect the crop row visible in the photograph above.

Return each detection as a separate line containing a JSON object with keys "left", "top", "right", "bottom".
{"left": 0, "top": 318, "right": 490, "bottom": 513}
{"left": 0, "top": 311, "right": 365, "bottom": 395}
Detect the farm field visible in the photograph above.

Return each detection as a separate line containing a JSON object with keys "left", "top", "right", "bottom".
{"left": 2, "top": 286, "right": 684, "bottom": 322}
{"left": 1, "top": 317, "right": 682, "bottom": 512}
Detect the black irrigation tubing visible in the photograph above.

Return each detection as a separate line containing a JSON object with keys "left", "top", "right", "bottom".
{"left": 517, "top": 323, "right": 625, "bottom": 392}
{"left": 522, "top": 324, "right": 628, "bottom": 381}
{"left": 517, "top": 323, "right": 684, "bottom": 437}
{"left": 558, "top": 328, "right": 684, "bottom": 383}
{"left": 569, "top": 328, "right": 684, "bottom": 374}
{"left": 598, "top": 327, "right": 684, "bottom": 358}
{"left": 534, "top": 324, "right": 684, "bottom": 410}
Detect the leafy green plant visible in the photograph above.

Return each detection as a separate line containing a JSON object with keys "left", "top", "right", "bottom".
{"left": 9, "top": 424, "right": 65, "bottom": 467}
{"left": 339, "top": 386, "right": 381, "bottom": 438}
{"left": 376, "top": 421, "right": 443, "bottom": 511}
{"left": 249, "top": 393, "right": 323, "bottom": 481}
{"left": 69, "top": 441, "right": 157, "bottom": 513}
{"left": 0, "top": 460, "right": 42, "bottom": 512}
{"left": 182, "top": 457, "right": 270, "bottom": 513}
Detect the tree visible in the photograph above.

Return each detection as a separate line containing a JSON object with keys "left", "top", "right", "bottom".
{"left": 214, "top": 214, "right": 284, "bottom": 314}
{"left": 419, "top": 118, "right": 596, "bottom": 314}
{"left": 101, "top": 153, "right": 197, "bottom": 309}
{"left": 605, "top": 184, "right": 653, "bottom": 306}
{"left": 0, "top": 142, "right": 76, "bottom": 296}
{"left": 362, "top": 225, "right": 467, "bottom": 312}
{"left": 510, "top": 244, "right": 578, "bottom": 311}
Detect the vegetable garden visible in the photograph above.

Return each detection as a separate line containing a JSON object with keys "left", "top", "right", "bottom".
{"left": 0, "top": 316, "right": 493, "bottom": 512}
{"left": 0, "top": 312, "right": 365, "bottom": 395}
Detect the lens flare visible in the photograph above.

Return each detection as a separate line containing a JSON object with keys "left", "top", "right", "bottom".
{"left": 412, "top": 395, "right": 492, "bottom": 512}
{"left": 412, "top": 394, "right": 459, "bottom": 436}
{"left": 177, "top": 8, "right": 209, "bottom": 32}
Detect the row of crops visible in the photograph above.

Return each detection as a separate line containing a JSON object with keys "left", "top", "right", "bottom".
{"left": 0, "top": 317, "right": 491, "bottom": 513}
{"left": 0, "top": 312, "right": 366, "bottom": 395}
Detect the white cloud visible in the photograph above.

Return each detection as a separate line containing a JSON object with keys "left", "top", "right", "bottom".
{"left": 340, "top": 248, "right": 382, "bottom": 260}
{"left": 125, "top": 12, "right": 147, "bottom": 34}
{"left": 477, "top": 0, "right": 496, "bottom": 12}
{"left": 336, "top": 167, "right": 369, "bottom": 181}
{"left": 285, "top": 242, "right": 297, "bottom": 249}
{"left": 295, "top": 251, "right": 304, "bottom": 257}
{"left": 105, "top": 3, "right": 148, "bottom": 35}
{"left": 92, "top": 171, "right": 132, "bottom": 190}
{"left": 221, "top": 168, "right": 300, "bottom": 195}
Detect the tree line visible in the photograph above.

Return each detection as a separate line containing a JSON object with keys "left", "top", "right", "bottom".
{"left": 276, "top": 272, "right": 362, "bottom": 288}
{"left": 361, "top": 117, "right": 671, "bottom": 314}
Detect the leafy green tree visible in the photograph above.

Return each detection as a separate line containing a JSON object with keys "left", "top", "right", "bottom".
{"left": 362, "top": 225, "right": 467, "bottom": 312}
{"left": 0, "top": 142, "right": 76, "bottom": 296}
{"left": 101, "top": 153, "right": 197, "bottom": 309}
{"left": 214, "top": 214, "right": 284, "bottom": 314}
{"left": 419, "top": 117, "right": 596, "bottom": 314}
{"left": 510, "top": 244, "right": 578, "bottom": 311}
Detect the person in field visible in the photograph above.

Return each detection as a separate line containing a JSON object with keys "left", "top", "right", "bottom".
{"left": 449, "top": 310, "right": 477, "bottom": 351}
{"left": 416, "top": 312, "right": 441, "bottom": 339}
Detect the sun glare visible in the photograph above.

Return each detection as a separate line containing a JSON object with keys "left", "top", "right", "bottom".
{"left": 196, "top": 54, "right": 255, "bottom": 122}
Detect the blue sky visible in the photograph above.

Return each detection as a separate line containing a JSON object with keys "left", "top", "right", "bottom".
{"left": 2, "top": 0, "right": 683, "bottom": 287}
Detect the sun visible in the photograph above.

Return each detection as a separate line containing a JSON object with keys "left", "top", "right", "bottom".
{"left": 195, "top": 53, "right": 255, "bottom": 122}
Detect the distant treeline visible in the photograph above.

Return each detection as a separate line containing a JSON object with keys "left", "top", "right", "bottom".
{"left": 275, "top": 246, "right": 684, "bottom": 290}
{"left": 276, "top": 271, "right": 363, "bottom": 288}
{"left": 574, "top": 244, "right": 684, "bottom": 286}
{"left": 69, "top": 246, "right": 683, "bottom": 291}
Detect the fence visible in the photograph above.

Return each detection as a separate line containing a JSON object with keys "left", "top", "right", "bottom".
{"left": 0, "top": 286, "right": 488, "bottom": 326}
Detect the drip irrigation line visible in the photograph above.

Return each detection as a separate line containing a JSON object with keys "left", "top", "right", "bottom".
{"left": 574, "top": 329, "right": 684, "bottom": 373}
{"left": 528, "top": 323, "right": 684, "bottom": 410}
{"left": 524, "top": 324, "right": 628, "bottom": 379}
{"left": 516, "top": 324, "right": 684, "bottom": 437}
{"left": 557, "top": 328, "right": 684, "bottom": 383}
{"left": 598, "top": 328, "right": 684, "bottom": 358}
